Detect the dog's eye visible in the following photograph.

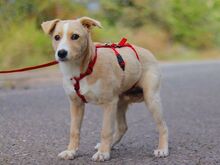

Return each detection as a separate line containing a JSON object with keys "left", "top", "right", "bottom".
{"left": 54, "top": 35, "right": 61, "bottom": 41}
{"left": 71, "top": 34, "right": 79, "bottom": 40}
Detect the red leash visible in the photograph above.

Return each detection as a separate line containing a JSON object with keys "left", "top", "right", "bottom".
{"left": 0, "top": 61, "right": 58, "bottom": 74}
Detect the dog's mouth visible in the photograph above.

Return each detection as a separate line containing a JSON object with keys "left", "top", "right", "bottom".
{"left": 56, "top": 54, "right": 82, "bottom": 62}
{"left": 57, "top": 58, "right": 68, "bottom": 62}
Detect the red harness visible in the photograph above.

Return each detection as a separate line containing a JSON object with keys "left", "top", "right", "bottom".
{"left": 71, "top": 38, "right": 140, "bottom": 103}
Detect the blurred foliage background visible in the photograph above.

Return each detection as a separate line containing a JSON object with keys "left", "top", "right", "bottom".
{"left": 0, "top": 0, "right": 220, "bottom": 69}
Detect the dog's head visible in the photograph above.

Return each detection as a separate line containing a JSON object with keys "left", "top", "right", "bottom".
{"left": 41, "top": 17, "right": 102, "bottom": 62}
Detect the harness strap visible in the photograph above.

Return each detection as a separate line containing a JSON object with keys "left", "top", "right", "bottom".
{"left": 72, "top": 38, "right": 140, "bottom": 103}
{"left": 71, "top": 48, "right": 97, "bottom": 103}
{"left": 118, "top": 38, "right": 127, "bottom": 46}
{"left": 96, "top": 44, "right": 126, "bottom": 70}
{"left": 123, "top": 43, "right": 140, "bottom": 61}
{"left": 111, "top": 47, "right": 125, "bottom": 71}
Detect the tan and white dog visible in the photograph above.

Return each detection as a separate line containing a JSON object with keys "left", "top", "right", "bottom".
{"left": 41, "top": 17, "right": 168, "bottom": 161}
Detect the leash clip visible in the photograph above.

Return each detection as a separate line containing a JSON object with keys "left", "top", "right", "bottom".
{"left": 104, "top": 42, "right": 111, "bottom": 46}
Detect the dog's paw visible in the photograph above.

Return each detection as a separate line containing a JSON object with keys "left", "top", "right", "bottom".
{"left": 154, "top": 148, "right": 169, "bottom": 157}
{"left": 94, "top": 143, "right": 100, "bottom": 150}
{"left": 92, "top": 151, "right": 110, "bottom": 162}
{"left": 58, "top": 150, "right": 77, "bottom": 160}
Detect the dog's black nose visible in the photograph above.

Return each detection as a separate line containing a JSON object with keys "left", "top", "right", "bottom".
{"left": 57, "top": 49, "right": 68, "bottom": 59}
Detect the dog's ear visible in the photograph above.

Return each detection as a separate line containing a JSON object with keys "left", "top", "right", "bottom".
{"left": 41, "top": 19, "right": 60, "bottom": 35}
{"left": 78, "top": 17, "right": 102, "bottom": 31}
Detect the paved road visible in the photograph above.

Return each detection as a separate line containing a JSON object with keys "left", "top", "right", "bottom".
{"left": 0, "top": 61, "right": 220, "bottom": 165}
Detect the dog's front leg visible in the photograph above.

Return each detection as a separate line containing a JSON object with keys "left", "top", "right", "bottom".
{"left": 58, "top": 99, "right": 85, "bottom": 160}
{"left": 92, "top": 97, "right": 118, "bottom": 161}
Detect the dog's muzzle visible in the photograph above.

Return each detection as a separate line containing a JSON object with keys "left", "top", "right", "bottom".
{"left": 57, "top": 49, "right": 68, "bottom": 61}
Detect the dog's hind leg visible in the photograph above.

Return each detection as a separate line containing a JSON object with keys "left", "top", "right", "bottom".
{"left": 112, "top": 99, "right": 128, "bottom": 147}
{"left": 140, "top": 67, "right": 169, "bottom": 157}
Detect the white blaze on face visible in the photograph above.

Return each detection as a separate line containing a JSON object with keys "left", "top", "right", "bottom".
{"left": 56, "top": 22, "right": 70, "bottom": 60}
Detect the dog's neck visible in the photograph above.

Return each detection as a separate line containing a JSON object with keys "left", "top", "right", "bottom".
{"left": 59, "top": 36, "right": 95, "bottom": 80}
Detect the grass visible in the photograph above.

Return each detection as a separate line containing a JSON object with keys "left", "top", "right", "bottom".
{"left": 0, "top": 20, "right": 54, "bottom": 69}
{"left": 0, "top": 20, "right": 219, "bottom": 70}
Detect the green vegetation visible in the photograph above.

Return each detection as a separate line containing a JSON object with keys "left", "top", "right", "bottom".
{"left": 0, "top": 0, "right": 220, "bottom": 69}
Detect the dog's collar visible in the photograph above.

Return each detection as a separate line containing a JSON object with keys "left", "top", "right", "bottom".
{"left": 71, "top": 38, "right": 140, "bottom": 103}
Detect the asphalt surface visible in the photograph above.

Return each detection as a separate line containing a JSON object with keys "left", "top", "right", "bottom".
{"left": 0, "top": 61, "right": 220, "bottom": 165}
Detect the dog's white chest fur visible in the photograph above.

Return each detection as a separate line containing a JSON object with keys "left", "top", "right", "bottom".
{"left": 60, "top": 62, "right": 101, "bottom": 102}
{"left": 63, "top": 78, "right": 101, "bottom": 102}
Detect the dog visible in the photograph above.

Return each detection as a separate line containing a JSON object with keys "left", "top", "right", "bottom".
{"left": 41, "top": 16, "right": 169, "bottom": 161}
